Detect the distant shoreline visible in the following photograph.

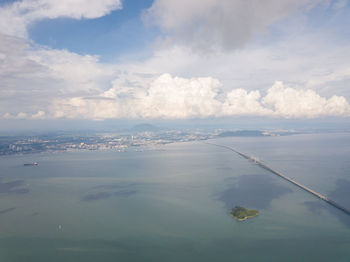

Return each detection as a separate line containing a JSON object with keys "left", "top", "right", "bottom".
{"left": 230, "top": 213, "right": 259, "bottom": 221}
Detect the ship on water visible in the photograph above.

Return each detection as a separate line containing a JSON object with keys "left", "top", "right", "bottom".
{"left": 24, "top": 162, "right": 38, "bottom": 166}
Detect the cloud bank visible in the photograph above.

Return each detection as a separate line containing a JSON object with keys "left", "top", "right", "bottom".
{"left": 48, "top": 74, "right": 350, "bottom": 120}
{"left": 0, "top": 0, "right": 349, "bottom": 122}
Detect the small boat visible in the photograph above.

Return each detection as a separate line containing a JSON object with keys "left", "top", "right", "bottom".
{"left": 24, "top": 162, "right": 38, "bottom": 166}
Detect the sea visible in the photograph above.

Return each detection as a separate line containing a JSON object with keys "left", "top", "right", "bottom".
{"left": 0, "top": 133, "right": 349, "bottom": 261}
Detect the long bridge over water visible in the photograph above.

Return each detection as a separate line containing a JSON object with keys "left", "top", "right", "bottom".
{"left": 206, "top": 142, "right": 350, "bottom": 216}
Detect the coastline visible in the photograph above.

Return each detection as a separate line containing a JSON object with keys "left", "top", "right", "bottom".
{"left": 230, "top": 213, "right": 259, "bottom": 221}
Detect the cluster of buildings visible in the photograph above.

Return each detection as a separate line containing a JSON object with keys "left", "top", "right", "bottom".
{"left": 0, "top": 129, "right": 214, "bottom": 156}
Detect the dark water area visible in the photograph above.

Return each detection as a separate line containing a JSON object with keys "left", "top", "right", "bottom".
{"left": 91, "top": 182, "right": 140, "bottom": 190}
{"left": 0, "top": 207, "right": 16, "bottom": 215}
{"left": 82, "top": 192, "right": 112, "bottom": 201}
{"left": 0, "top": 133, "right": 349, "bottom": 261}
{"left": 113, "top": 190, "right": 137, "bottom": 197}
{"left": 305, "top": 178, "right": 350, "bottom": 226}
{"left": 329, "top": 179, "right": 350, "bottom": 207}
{"left": 0, "top": 179, "right": 29, "bottom": 194}
{"left": 217, "top": 174, "right": 293, "bottom": 210}
{"left": 82, "top": 190, "right": 137, "bottom": 201}
{"left": 82, "top": 182, "right": 140, "bottom": 201}
{"left": 1, "top": 235, "right": 350, "bottom": 262}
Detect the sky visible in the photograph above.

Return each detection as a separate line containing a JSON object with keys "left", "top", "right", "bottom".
{"left": 0, "top": 0, "right": 350, "bottom": 129}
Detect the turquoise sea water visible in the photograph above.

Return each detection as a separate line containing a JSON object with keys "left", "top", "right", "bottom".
{"left": 0, "top": 133, "right": 349, "bottom": 261}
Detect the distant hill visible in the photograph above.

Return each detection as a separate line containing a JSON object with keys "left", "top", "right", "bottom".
{"left": 218, "top": 130, "right": 266, "bottom": 137}
{"left": 133, "top": 123, "right": 160, "bottom": 132}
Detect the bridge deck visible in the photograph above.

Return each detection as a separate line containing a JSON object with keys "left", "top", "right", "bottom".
{"left": 206, "top": 142, "right": 350, "bottom": 216}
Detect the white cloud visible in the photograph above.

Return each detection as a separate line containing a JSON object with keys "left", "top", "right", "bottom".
{"left": 3, "top": 110, "right": 46, "bottom": 119}
{"left": 1, "top": 21, "right": 350, "bottom": 121}
{"left": 140, "top": 74, "right": 222, "bottom": 118}
{"left": 28, "top": 48, "right": 116, "bottom": 93}
{"left": 16, "top": 112, "right": 28, "bottom": 119}
{"left": 48, "top": 74, "right": 350, "bottom": 120}
{"left": 263, "top": 81, "right": 350, "bottom": 118}
{"left": 0, "top": 0, "right": 122, "bottom": 37}
{"left": 0, "top": 0, "right": 349, "bottom": 123}
{"left": 143, "top": 0, "right": 322, "bottom": 51}
{"left": 127, "top": 29, "right": 350, "bottom": 100}
{"left": 49, "top": 74, "right": 223, "bottom": 120}
{"left": 0, "top": 33, "right": 118, "bottom": 117}
{"left": 223, "top": 89, "right": 271, "bottom": 116}
{"left": 306, "top": 67, "right": 350, "bottom": 89}
{"left": 31, "top": 110, "right": 46, "bottom": 119}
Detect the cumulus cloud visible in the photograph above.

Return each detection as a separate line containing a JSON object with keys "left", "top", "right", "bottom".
{"left": 1, "top": 24, "right": 349, "bottom": 121}
{"left": 31, "top": 110, "right": 46, "bottom": 119}
{"left": 130, "top": 29, "right": 350, "bottom": 100}
{"left": 48, "top": 74, "right": 350, "bottom": 120}
{"left": 263, "top": 81, "right": 350, "bottom": 118}
{"left": 0, "top": 0, "right": 122, "bottom": 37}
{"left": 143, "top": 0, "right": 321, "bottom": 51}
{"left": 50, "top": 74, "right": 223, "bottom": 120}
{"left": 223, "top": 89, "right": 271, "bottom": 116}
{"left": 0, "top": 33, "right": 118, "bottom": 117}
{"left": 140, "top": 74, "right": 222, "bottom": 118}
{"left": 0, "top": 0, "right": 349, "bottom": 123}
{"left": 3, "top": 110, "right": 46, "bottom": 119}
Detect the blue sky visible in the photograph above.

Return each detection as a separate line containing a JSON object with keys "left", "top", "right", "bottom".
{"left": 0, "top": 0, "right": 350, "bottom": 126}
{"left": 28, "top": 0, "right": 157, "bottom": 61}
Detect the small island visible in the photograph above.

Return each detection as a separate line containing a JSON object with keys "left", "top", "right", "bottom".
{"left": 230, "top": 206, "right": 259, "bottom": 221}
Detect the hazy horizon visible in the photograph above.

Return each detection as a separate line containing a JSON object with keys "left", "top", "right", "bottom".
{"left": 1, "top": 117, "right": 350, "bottom": 135}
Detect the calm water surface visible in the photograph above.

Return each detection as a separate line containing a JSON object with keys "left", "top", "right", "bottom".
{"left": 0, "top": 133, "right": 349, "bottom": 261}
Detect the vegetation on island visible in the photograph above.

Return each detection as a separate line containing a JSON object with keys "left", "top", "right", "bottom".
{"left": 230, "top": 206, "right": 259, "bottom": 221}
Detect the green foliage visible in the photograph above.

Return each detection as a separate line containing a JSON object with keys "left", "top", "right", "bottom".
{"left": 230, "top": 206, "right": 259, "bottom": 221}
